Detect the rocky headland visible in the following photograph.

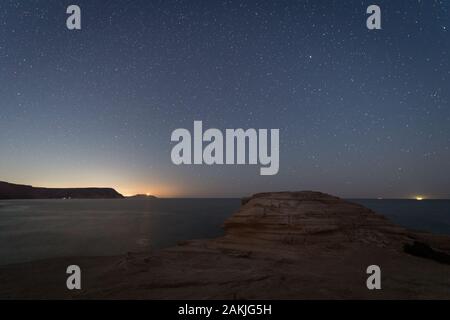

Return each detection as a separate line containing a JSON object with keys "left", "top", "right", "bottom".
{"left": 126, "top": 194, "right": 158, "bottom": 199}
{"left": 0, "top": 181, "right": 124, "bottom": 199}
{"left": 0, "top": 191, "right": 449, "bottom": 299}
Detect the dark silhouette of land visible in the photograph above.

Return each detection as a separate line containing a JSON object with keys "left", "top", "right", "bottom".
{"left": 127, "top": 194, "right": 158, "bottom": 199}
{"left": 0, "top": 181, "right": 123, "bottom": 199}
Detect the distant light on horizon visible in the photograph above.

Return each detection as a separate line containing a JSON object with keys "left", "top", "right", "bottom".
{"left": 415, "top": 196, "right": 424, "bottom": 201}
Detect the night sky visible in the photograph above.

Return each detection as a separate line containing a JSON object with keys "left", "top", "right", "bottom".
{"left": 0, "top": 0, "right": 449, "bottom": 198}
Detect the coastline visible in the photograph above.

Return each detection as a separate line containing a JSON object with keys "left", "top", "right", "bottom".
{"left": 1, "top": 191, "right": 450, "bottom": 299}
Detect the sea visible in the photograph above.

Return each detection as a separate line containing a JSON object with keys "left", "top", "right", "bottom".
{"left": 0, "top": 198, "right": 449, "bottom": 266}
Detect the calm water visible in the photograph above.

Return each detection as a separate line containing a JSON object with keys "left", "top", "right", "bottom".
{"left": 0, "top": 198, "right": 449, "bottom": 265}
{"left": 353, "top": 199, "right": 450, "bottom": 235}
{"left": 0, "top": 198, "right": 240, "bottom": 266}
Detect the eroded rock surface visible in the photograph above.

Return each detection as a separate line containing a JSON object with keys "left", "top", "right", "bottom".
{"left": 223, "top": 192, "right": 406, "bottom": 247}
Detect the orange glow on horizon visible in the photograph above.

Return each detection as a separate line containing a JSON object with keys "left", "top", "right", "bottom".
{"left": 117, "top": 184, "right": 182, "bottom": 198}
{"left": 10, "top": 177, "right": 181, "bottom": 198}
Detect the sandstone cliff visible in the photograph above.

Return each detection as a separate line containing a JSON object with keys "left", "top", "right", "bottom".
{"left": 222, "top": 191, "right": 406, "bottom": 248}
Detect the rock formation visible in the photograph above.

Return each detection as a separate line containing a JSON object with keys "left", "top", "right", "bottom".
{"left": 222, "top": 191, "right": 406, "bottom": 248}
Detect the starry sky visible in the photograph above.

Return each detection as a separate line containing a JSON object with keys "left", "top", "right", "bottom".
{"left": 0, "top": 0, "right": 449, "bottom": 198}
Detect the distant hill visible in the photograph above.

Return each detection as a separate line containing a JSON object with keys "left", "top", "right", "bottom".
{"left": 0, "top": 181, "right": 124, "bottom": 200}
{"left": 127, "top": 194, "right": 158, "bottom": 199}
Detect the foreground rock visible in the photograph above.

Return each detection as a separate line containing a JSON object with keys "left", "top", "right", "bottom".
{"left": 1, "top": 191, "right": 449, "bottom": 299}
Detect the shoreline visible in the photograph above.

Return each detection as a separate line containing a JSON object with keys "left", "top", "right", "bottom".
{"left": 1, "top": 191, "right": 450, "bottom": 299}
